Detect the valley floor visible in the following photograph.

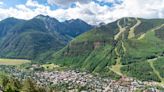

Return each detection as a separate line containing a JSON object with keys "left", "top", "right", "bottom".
{"left": 0, "top": 58, "right": 30, "bottom": 65}
{"left": 0, "top": 64, "right": 163, "bottom": 92}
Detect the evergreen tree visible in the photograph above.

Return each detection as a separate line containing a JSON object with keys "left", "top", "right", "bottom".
{"left": 1, "top": 76, "right": 9, "bottom": 90}
{"left": 21, "top": 77, "right": 37, "bottom": 92}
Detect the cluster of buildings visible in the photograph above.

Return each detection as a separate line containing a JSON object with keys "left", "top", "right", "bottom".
{"left": 0, "top": 65, "right": 163, "bottom": 92}
{"left": 34, "top": 70, "right": 150, "bottom": 92}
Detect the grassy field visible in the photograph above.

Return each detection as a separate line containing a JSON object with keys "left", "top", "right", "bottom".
{"left": 42, "top": 64, "right": 60, "bottom": 70}
{"left": 0, "top": 58, "right": 31, "bottom": 65}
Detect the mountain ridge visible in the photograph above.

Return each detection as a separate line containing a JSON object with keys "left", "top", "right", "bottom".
{"left": 50, "top": 17, "right": 164, "bottom": 82}
{"left": 0, "top": 15, "right": 93, "bottom": 61}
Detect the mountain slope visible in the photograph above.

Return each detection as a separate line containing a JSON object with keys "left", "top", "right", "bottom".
{"left": 51, "top": 17, "right": 164, "bottom": 81}
{"left": 0, "top": 15, "right": 93, "bottom": 62}
{"left": 0, "top": 18, "right": 25, "bottom": 43}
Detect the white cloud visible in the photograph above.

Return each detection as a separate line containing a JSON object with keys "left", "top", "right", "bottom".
{"left": 53, "top": 2, "right": 112, "bottom": 24}
{"left": 0, "top": 0, "right": 4, "bottom": 6}
{"left": 0, "top": 0, "right": 51, "bottom": 20}
{"left": 0, "top": 2, "right": 3, "bottom": 5}
{"left": 113, "top": 0, "right": 164, "bottom": 19}
{"left": 0, "top": 0, "right": 164, "bottom": 25}
{"left": 96, "top": 0, "right": 116, "bottom": 3}
{"left": 47, "top": 0, "right": 91, "bottom": 8}
{"left": 49, "top": 0, "right": 164, "bottom": 25}
{"left": 16, "top": 5, "right": 31, "bottom": 12}
{"left": 26, "top": 0, "right": 44, "bottom": 8}
{"left": 0, "top": 0, "right": 111, "bottom": 24}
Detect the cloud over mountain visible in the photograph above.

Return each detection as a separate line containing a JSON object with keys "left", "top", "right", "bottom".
{"left": 0, "top": 0, "right": 163, "bottom": 25}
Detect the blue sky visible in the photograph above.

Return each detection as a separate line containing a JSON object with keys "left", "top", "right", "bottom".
{"left": 1, "top": 0, "right": 49, "bottom": 9}
{"left": 0, "top": 0, "right": 163, "bottom": 25}
{"left": 0, "top": 0, "right": 116, "bottom": 9}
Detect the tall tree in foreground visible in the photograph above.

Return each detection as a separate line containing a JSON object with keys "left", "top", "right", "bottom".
{"left": 21, "top": 77, "right": 37, "bottom": 92}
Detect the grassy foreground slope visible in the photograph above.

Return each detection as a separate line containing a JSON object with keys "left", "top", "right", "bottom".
{"left": 50, "top": 17, "right": 164, "bottom": 81}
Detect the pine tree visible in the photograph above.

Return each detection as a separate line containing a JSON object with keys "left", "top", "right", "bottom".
{"left": 1, "top": 76, "right": 9, "bottom": 90}
{"left": 21, "top": 77, "right": 37, "bottom": 92}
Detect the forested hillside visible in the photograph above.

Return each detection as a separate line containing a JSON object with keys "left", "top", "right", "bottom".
{"left": 0, "top": 15, "right": 93, "bottom": 62}
{"left": 51, "top": 17, "right": 164, "bottom": 82}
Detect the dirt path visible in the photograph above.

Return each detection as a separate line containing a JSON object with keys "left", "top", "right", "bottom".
{"left": 138, "top": 24, "right": 164, "bottom": 40}
{"left": 128, "top": 18, "right": 141, "bottom": 39}
{"left": 114, "top": 20, "right": 126, "bottom": 40}
{"left": 137, "top": 33, "right": 145, "bottom": 40}
{"left": 110, "top": 47, "right": 123, "bottom": 76}
{"left": 121, "top": 41, "right": 126, "bottom": 52}
{"left": 111, "top": 18, "right": 142, "bottom": 76}
{"left": 151, "top": 24, "right": 164, "bottom": 32}
{"left": 110, "top": 20, "right": 126, "bottom": 76}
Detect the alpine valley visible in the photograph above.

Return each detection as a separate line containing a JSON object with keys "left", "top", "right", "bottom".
{"left": 0, "top": 16, "right": 164, "bottom": 92}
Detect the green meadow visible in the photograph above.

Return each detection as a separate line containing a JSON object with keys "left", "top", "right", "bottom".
{"left": 0, "top": 58, "right": 31, "bottom": 65}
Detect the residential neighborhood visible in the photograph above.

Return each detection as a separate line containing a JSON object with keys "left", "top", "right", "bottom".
{"left": 0, "top": 65, "right": 163, "bottom": 92}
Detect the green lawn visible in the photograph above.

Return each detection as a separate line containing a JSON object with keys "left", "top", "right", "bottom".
{"left": 0, "top": 58, "right": 31, "bottom": 65}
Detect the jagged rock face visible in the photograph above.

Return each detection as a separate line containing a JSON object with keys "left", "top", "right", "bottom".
{"left": 51, "top": 17, "right": 164, "bottom": 82}
{"left": 0, "top": 15, "right": 93, "bottom": 61}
